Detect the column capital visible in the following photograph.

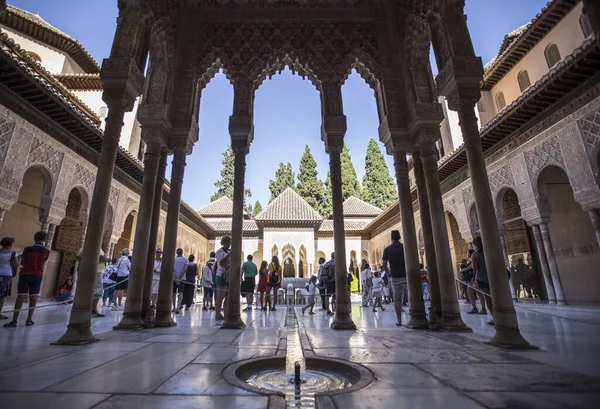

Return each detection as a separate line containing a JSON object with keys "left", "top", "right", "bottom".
{"left": 101, "top": 57, "right": 145, "bottom": 110}
{"left": 322, "top": 115, "right": 347, "bottom": 153}
{"left": 137, "top": 103, "right": 172, "bottom": 130}
{"left": 379, "top": 119, "right": 413, "bottom": 154}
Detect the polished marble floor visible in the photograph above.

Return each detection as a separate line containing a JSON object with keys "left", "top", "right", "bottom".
{"left": 1, "top": 295, "right": 600, "bottom": 408}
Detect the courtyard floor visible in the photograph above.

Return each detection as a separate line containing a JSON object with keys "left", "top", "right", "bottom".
{"left": 1, "top": 295, "right": 600, "bottom": 408}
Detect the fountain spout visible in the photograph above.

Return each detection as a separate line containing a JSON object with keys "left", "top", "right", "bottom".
{"left": 294, "top": 361, "right": 301, "bottom": 385}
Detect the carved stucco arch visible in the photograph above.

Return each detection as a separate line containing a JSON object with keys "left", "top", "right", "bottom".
{"left": 252, "top": 51, "right": 323, "bottom": 93}
{"left": 534, "top": 163, "right": 572, "bottom": 219}
{"left": 495, "top": 186, "right": 525, "bottom": 225}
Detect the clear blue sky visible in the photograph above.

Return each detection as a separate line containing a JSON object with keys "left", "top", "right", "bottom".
{"left": 10, "top": 0, "right": 548, "bottom": 209}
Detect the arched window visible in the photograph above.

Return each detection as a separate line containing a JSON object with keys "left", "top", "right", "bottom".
{"left": 477, "top": 101, "right": 485, "bottom": 113}
{"left": 495, "top": 92, "right": 506, "bottom": 111}
{"left": 545, "top": 43, "right": 561, "bottom": 68}
{"left": 580, "top": 14, "right": 593, "bottom": 38}
{"left": 517, "top": 70, "right": 531, "bottom": 92}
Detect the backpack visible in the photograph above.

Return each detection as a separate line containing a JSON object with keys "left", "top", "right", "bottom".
{"left": 322, "top": 261, "right": 335, "bottom": 283}
{"left": 268, "top": 265, "right": 280, "bottom": 285}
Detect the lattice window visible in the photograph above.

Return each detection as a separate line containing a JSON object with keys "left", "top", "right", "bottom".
{"left": 496, "top": 92, "right": 506, "bottom": 111}
{"left": 517, "top": 70, "right": 531, "bottom": 92}
{"left": 580, "top": 14, "right": 593, "bottom": 38}
{"left": 545, "top": 43, "right": 561, "bottom": 68}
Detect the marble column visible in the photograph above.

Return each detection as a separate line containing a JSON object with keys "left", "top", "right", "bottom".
{"left": 499, "top": 229, "right": 518, "bottom": 301}
{"left": 412, "top": 151, "right": 442, "bottom": 319}
{"left": 393, "top": 150, "right": 428, "bottom": 329}
{"left": 329, "top": 143, "right": 356, "bottom": 330}
{"left": 588, "top": 209, "right": 600, "bottom": 248}
{"left": 46, "top": 223, "right": 56, "bottom": 249}
{"left": 142, "top": 150, "right": 167, "bottom": 317}
{"left": 40, "top": 220, "right": 49, "bottom": 233}
{"left": 56, "top": 108, "right": 129, "bottom": 344}
{"left": 115, "top": 141, "right": 162, "bottom": 329}
{"left": 539, "top": 223, "right": 567, "bottom": 305}
{"left": 222, "top": 144, "right": 247, "bottom": 329}
{"left": 531, "top": 224, "right": 557, "bottom": 303}
{"left": 457, "top": 104, "right": 530, "bottom": 347}
{"left": 156, "top": 145, "right": 187, "bottom": 327}
{"left": 420, "top": 140, "right": 469, "bottom": 332}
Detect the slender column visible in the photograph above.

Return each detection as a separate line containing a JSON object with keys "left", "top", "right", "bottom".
{"left": 222, "top": 145, "right": 247, "bottom": 329}
{"left": 115, "top": 141, "right": 162, "bottom": 329}
{"left": 40, "top": 220, "right": 49, "bottom": 233}
{"left": 393, "top": 150, "right": 428, "bottom": 329}
{"left": 498, "top": 230, "right": 518, "bottom": 301}
{"left": 156, "top": 145, "right": 187, "bottom": 327}
{"left": 588, "top": 209, "right": 600, "bottom": 247}
{"left": 0, "top": 208, "right": 5, "bottom": 228}
{"left": 46, "top": 223, "right": 56, "bottom": 249}
{"left": 142, "top": 150, "right": 167, "bottom": 317}
{"left": 539, "top": 223, "right": 567, "bottom": 305}
{"left": 420, "top": 140, "right": 469, "bottom": 332}
{"left": 413, "top": 151, "right": 442, "bottom": 319}
{"left": 457, "top": 104, "right": 530, "bottom": 347}
{"left": 531, "top": 224, "right": 556, "bottom": 303}
{"left": 56, "top": 108, "right": 128, "bottom": 344}
{"left": 329, "top": 144, "right": 356, "bottom": 330}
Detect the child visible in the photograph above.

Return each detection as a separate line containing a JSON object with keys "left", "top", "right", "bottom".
{"left": 201, "top": 253, "right": 215, "bottom": 311}
{"left": 302, "top": 275, "right": 318, "bottom": 315}
{"left": 371, "top": 271, "right": 385, "bottom": 312}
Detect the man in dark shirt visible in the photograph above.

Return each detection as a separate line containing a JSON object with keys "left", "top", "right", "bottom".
{"left": 382, "top": 230, "right": 406, "bottom": 327}
{"left": 4, "top": 231, "right": 50, "bottom": 328}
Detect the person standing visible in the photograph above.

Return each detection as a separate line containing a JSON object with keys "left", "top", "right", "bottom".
{"left": 241, "top": 254, "right": 258, "bottom": 312}
{"left": 302, "top": 275, "right": 318, "bottom": 315}
{"left": 0, "top": 237, "right": 19, "bottom": 320}
{"left": 371, "top": 271, "right": 385, "bottom": 312}
{"left": 151, "top": 249, "right": 163, "bottom": 308}
{"left": 323, "top": 253, "right": 336, "bottom": 315}
{"left": 266, "top": 256, "right": 282, "bottom": 311}
{"left": 172, "top": 248, "right": 187, "bottom": 313}
{"left": 4, "top": 231, "right": 49, "bottom": 328}
{"left": 420, "top": 264, "right": 429, "bottom": 301}
{"left": 382, "top": 230, "right": 406, "bottom": 327}
{"left": 112, "top": 248, "right": 131, "bottom": 311}
{"left": 316, "top": 257, "right": 327, "bottom": 310}
{"left": 360, "top": 259, "right": 373, "bottom": 308}
{"left": 178, "top": 255, "right": 198, "bottom": 312}
{"left": 471, "top": 236, "right": 494, "bottom": 325}
{"left": 102, "top": 258, "right": 117, "bottom": 307}
{"left": 201, "top": 253, "right": 215, "bottom": 311}
{"left": 257, "top": 260, "right": 268, "bottom": 311}
{"left": 214, "top": 236, "right": 231, "bottom": 325}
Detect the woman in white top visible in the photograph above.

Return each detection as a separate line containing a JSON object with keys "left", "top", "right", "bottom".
{"left": 112, "top": 248, "right": 131, "bottom": 310}
{"left": 360, "top": 259, "right": 373, "bottom": 308}
{"left": 0, "top": 237, "right": 20, "bottom": 320}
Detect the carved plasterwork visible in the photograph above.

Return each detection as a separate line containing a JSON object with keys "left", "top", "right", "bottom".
{"left": 489, "top": 164, "right": 515, "bottom": 199}
{"left": 577, "top": 109, "right": 600, "bottom": 179}
{"left": 524, "top": 136, "right": 565, "bottom": 187}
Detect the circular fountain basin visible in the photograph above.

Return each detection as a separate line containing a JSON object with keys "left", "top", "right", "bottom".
{"left": 223, "top": 356, "right": 374, "bottom": 403}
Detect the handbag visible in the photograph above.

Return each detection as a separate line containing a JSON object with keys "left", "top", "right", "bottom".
{"left": 109, "top": 259, "right": 122, "bottom": 281}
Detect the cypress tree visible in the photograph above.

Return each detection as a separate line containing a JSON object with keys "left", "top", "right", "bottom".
{"left": 211, "top": 145, "right": 251, "bottom": 209}
{"left": 269, "top": 162, "right": 295, "bottom": 202}
{"left": 323, "top": 145, "right": 362, "bottom": 215}
{"left": 362, "top": 138, "right": 397, "bottom": 209}
{"left": 253, "top": 200, "right": 263, "bottom": 217}
{"left": 296, "top": 145, "right": 326, "bottom": 216}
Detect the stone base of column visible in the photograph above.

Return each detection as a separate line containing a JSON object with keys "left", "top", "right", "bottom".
{"left": 440, "top": 313, "right": 472, "bottom": 333}
{"left": 112, "top": 313, "right": 145, "bottom": 331}
{"left": 405, "top": 311, "right": 429, "bottom": 330}
{"left": 222, "top": 315, "right": 245, "bottom": 329}
{"left": 53, "top": 324, "right": 99, "bottom": 346}
{"left": 154, "top": 311, "right": 176, "bottom": 328}
{"left": 490, "top": 327, "right": 538, "bottom": 349}
{"left": 331, "top": 313, "right": 357, "bottom": 330}
{"left": 557, "top": 300, "right": 568, "bottom": 306}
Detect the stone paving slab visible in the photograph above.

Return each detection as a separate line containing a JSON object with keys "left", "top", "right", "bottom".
{"left": 93, "top": 394, "right": 269, "bottom": 409}
{"left": 465, "top": 391, "right": 600, "bottom": 409}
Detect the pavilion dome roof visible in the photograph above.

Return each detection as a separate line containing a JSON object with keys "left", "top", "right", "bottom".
{"left": 196, "top": 196, "right": 233, "bottom": 217}
{"left": 0, "top": 6, "right": 100, "bottom": 74}
{"left": 255, "top": 188, "right": 322, "bottom": 222}
{"left": 343, "top": 196, "right": 382, "bottom": 217}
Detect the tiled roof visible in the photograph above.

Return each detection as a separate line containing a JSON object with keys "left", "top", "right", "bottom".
{"left": 255, "top": 188, "right": 322, "bottom": 221}
{"left": 208, "top": 219, "right": 259, "bottom": 233}
{"left": 54, "top": 73, "right": 103, "bottom": 90}
{"left": 196, "top": 196, "right": 234, "bottom": 217}
{"left": 343, "top": 196, "right": 382, "bottom": 217}
{"left": 318, "top": 220, "right": 369, "bottom": 233}
{"left": 1, "top": 6, "right": 100, "bottom": 74}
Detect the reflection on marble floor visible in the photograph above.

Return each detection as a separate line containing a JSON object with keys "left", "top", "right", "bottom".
{"left": 1, "top": 295, "right": 600, "bottom": 408}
